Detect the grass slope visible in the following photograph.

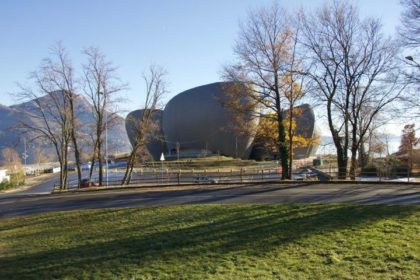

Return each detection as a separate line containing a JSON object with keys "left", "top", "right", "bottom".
{"left": 0, "top": 204, "right": 419, "bottom": 279}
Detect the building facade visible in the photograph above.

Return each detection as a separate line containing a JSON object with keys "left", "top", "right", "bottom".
{"left": 126, "top": 82, "right": 319, "bottom": 161}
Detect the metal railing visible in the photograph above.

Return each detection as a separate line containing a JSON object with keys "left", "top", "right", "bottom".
{"left": 57, "top": 167, "right": 420, "bottom": 190}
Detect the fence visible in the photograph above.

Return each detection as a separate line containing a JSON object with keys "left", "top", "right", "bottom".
{"left": 61, "top": 166, "right": 420, "bottom": 190}
{"left": 63, "top": 166, "right": 334, "bottom": 190}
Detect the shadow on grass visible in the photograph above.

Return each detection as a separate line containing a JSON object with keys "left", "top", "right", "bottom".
{"left": 0, "top": 204, "right": 418, "bottom": 279}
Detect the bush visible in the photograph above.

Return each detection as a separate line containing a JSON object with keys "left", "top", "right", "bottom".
{"left": 0, "top": 181, "right": 15, "bottom": 191}
{"left": 0, "top": 172, "right": 25, "bottom": 191}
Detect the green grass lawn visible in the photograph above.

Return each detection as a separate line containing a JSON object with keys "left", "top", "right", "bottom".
{"left": 0, "top": 204, "right": 419, "bottom": 279}
{"left": 145, "top": 156, "right": 274, "bottom": 170}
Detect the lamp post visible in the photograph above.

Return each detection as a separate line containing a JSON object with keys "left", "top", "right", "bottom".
{"left": 22, "top": 138, "right": 28, "bottom": 176}
{"left": 160, "top": 152, "right": 165, "bottom": 183}
{"left": 105, "top": 100, "right": 108, "bottom": 186}
{"left": 405, "top": 56, "right": 420, "bottom": 67}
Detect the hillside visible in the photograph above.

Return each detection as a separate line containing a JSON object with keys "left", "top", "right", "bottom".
{"left": 0, "top": 94, "right": 131, "bottom": 165}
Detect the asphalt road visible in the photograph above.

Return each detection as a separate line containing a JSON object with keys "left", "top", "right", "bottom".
{"left": 5, "top": 171, "right": 283, "bottom": 196}
{"left": 0, "top": 183, "right": 419, "bottom": 217}
{"left": 4, "top": 171, "right": 135, "bottom": 196}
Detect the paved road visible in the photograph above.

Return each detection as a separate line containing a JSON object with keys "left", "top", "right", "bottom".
{"left": 0, "top": 183, "right": 419, "bottom": 217}
{"left": 2, "top": 171, "right": 132, "bottom": 196}
{"left": 2, "top": 171, "right": 284, "bottom": 197}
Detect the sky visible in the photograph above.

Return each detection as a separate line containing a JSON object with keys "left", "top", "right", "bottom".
{"left": 0, "top": 0, "right": 405, "bottom": 138}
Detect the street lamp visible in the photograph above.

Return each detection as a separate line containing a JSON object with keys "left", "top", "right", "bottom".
{"left": 405, "top": 55, "right": 420, "bottom": 67}
{"left": 22, "top": 138, "right": 28, "bottom": 176}
{"left": 405, "top": 55, "right": 414, "bottom": 61}
{"left": 105, "top": 97, "right": 108, "bottom": 187}
{"left": 160, "top": 152, "right": 165, "bottom": 182}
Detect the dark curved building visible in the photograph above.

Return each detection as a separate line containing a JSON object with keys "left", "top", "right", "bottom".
{"left": 125, "top": 109, "right": 166, "bottom": 160}
{"left": 292, "top": 104, "right": 320, "bottom": 159}
{"left": 125, "top": 82, "right": 319, "bottom": 161}
{"left": 162, "top": 82, "right": 259, "bottom": 159}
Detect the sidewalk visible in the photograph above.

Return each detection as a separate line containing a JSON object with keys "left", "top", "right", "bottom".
{"left": 0, "top": 173, "right": 56, "bottom": 194}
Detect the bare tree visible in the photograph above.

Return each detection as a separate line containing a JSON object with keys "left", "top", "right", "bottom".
{"left": 300, "top": 0, "right": 404, "bottom": 179}
{"left": 16, "top": 43, "right": 79, "bottom": 189}
{"left": 53, "top": 45, "right": 83, "bottom": 188}
{"left": 121, "top": 65, "right": 167, "bottom": 185}
{"left": 283, "top": 23, "right": 308, "bottom": 178}
{"left": 222, "top": 3, "right": 297, "bottom": 179}
{"left": 398, "top": 0, "right": 420, "bottom": 49}
{"left": 398, "top": 124, "right": 419, "bottom": 176}
{"left": 81, "top": 47, "right": 126, "bottom": 186}
{"left": 398, "top": 0, "right": 420, "bottom": 112}
{"left": 359, "top": 116, "right": 386, "bottom": 167}
{"left": 398, "top": 124, "right": 419, "bottom": 154}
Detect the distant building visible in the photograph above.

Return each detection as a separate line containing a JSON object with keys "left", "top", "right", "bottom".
{"left": 125, "top": 109, "right": 166, "bottom": 160}
{"left": 126, "top": 82, "right": 319, "bottom": 161}
{"left": 0, "top": 169, "right": 10, "bottom": 183}
{"left": 162, "top": 82, "right": 258, "bottom": 159}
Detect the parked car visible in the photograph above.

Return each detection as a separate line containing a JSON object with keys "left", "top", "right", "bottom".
{"left": 194, "top": 176, "right": 218, "bottom": 184}
{"left": 80, "top": 163, "right": 91, "bottom": 171}
{"left": 65, "top": 165, "right": 76, "bottom": 171}
{"left": 81, "top": 178, "right": 99, "bottom": 188}
{"left": 293, "top": 169, "right": 318, "bottom": 181}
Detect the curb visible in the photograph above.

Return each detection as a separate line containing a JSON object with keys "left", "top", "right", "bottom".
{"left": 51, "top": 179, "right": 420, "bottom": 194}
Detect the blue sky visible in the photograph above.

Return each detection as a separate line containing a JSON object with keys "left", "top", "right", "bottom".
{"left": 0, "top": 0, "right": 403, "bottom": 134}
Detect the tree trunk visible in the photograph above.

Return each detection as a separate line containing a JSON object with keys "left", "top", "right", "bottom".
{"left": 98, "top": 145, "right": 103, "bottom": 186}
{"left": 59, "top": 159, "right": 65, "bottom": 190}
{"left": 63, "top": 147, "right": 68, "bottom": 189}
{"left": 336, "top": 150, "right": 348, "bottom": 180}
{"left": 68, "top": 95, "right": 83, "bottom": 188}
{"left": 60, "top": 140, "right": 69, "bottom": 189}
{"left": 358, "top": 138, "right": 366, "bottom": 169}
{"left": 277, "top": 112, "right": 289, "bottom": 179}
{"left": 327, "top": 98, "right": 348, "bottom": 179}
{"left": 71, "top": 130, "right": 82, "bottom": 188}
{"left": 88, "top": 140, "right": 99, "bottom": 181}
{"left": 349, "top": 147, "right": 358, "bottom": 180}
{"left": 89, "top": 158, "right": 95, "bottom": 180}
{"left": 274, "top": 82, "right": 289, "bottom": 179}
{"left": 288, "top": 107, "right": 294, "bottom": 179}
{"left": 121, "top": 150, "right": 136, "bottom": 185}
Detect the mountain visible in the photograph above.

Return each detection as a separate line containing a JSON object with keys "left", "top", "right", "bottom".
{"left": 0, "top": 93, "right": 131, "bottom": 165}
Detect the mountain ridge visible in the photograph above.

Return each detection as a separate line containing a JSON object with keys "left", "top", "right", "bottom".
{"left": 0, "top": 93, "right": 131, "bottom": 165}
